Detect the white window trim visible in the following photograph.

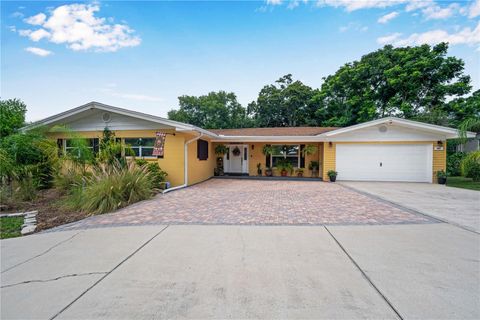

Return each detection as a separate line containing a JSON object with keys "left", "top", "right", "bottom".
{"left": 270, "top": 144, "right": 301, "bottom": 168}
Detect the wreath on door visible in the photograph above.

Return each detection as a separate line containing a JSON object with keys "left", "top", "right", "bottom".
{"left": 232, "top": 146, "right": 241, "bottom": 156}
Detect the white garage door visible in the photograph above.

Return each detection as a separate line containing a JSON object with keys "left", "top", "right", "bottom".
{"left": 336, "top": 144, "right": 433, "bottom": 183}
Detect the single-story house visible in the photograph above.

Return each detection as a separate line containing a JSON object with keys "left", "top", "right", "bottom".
{"left": 24, "top": 101, "right": 474, "bottom": 188}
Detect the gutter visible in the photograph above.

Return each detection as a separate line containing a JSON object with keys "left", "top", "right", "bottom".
{"left": 163, "top": 131, "right": 204, "bottom": 194}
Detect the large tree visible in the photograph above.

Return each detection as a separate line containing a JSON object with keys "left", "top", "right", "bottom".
{"left": 168, "top": 91, "right": 251, "bottom": 129}
{"left": 317, "top": 43, "right": 471, "bottom": 126}
{"left": 0, "top": 98, "right": 27, "bottom": 138}
{"left": 247, "top": 74, "right": 319, "bottom": 127}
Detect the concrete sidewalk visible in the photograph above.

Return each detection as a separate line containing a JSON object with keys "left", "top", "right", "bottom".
{"left": 1, "top": 224, "right": 479, "bottom": 319}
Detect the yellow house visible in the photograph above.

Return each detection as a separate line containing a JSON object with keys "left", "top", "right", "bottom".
{"left": 25, "top": 102, "right": 472, "bottom": 188}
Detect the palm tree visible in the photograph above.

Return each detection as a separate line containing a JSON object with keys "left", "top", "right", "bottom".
{"left": 459, "top": 117, "right": 480, "bottom": 142}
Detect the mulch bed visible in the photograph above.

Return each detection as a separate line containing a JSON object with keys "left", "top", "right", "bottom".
{"left": 1, "top": 189, "right": 89, "bottom": 232}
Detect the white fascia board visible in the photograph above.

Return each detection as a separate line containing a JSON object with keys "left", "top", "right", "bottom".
{"left": 211, "top": 135, "right": 324, "bottom": 143}
{"left": 321, "top": 117, "right": 471, "bottom": 139}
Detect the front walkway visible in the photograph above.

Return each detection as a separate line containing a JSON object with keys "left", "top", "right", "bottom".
{"left": 54, "top": 179, "right": 435, "bottom": 231}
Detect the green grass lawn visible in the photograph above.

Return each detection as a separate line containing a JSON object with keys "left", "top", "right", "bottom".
{"left": 0, "top": 216, "right": 24, "bottom": 239}
{"left": 446, "top": 176, "right": 480, "bottom": 191}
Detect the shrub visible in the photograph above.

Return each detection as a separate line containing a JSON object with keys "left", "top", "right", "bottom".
{"left": 135, "top": 159, "right": 168, "bottom": 189}
{"left": 72, "top": 161, "right": 155, "bottom": 215}
{"left": 447, "top": 152, "right": 466, "bottom": 176}
{"left": 461, "top": 151, "right": 480, "bottom": 182}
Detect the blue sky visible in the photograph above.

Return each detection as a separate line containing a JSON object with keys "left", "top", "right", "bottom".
{"left": 2, "top": 0, "right": 479, "bottom": 122}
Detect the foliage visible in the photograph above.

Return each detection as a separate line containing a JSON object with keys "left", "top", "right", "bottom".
{"left": 215, "top": 144, "right": 228, "bottom": 155}
{"left": 262, "top": 145, "right": 274, "bottom": 155}
{"left": 168, "top": 91, "right": 252, "bottom": 129}
{"left": 248, "top": 74, "right": 319, "bottom": 127}
{"left": 308, "top": 161, "right": 319, "bottom": 170}
{"left": 136, "top": 159, "right": 168, "bottom": 189}
{"left": 0, "top": 216, "right": 24, "bottom": 239}
{"left": 0, "top": 98, "right": 27, "bottom": 137}
{"left": 461, "top": 151, "right": 480, "bottom": 182}
{"left": 327, "top": 170, "right": 338, "bottom": 178}
{"left": 447, "top": 90, "right": 480, "bottom": 132}
{"left": 459, "top": 116, "right": 480, "bottom": 143}
{"left": 69, "top": 161, "right": 155, "bottom": 215}
{"left": 446, "top": 176, "right": 480, "bottom": 191}
{"left": 318, "top": 43, "right": 471, "bottom": 126}
{"left": 436, "top": 170, "right": 447, "bottom": 178}
{"left": 275, "top": 158, "right": 294, "bottom": 174}
{"left": 447, "top": 152, "right": 466, "bottom": 176}
{"left": 302, "top": 144, "right": 317, "bottom": 156}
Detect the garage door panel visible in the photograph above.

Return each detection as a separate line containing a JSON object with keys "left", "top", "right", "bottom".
{"left": 336, "top": 144, "right": 432, "bottom": 183}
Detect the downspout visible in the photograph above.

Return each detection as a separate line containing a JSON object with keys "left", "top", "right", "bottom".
{"left": 163, "top": 131, "right": 204, "bottom": 193}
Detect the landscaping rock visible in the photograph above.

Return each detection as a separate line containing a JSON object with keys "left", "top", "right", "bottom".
{"left": 21, "top": 225, "right": 36, "bottom": 235}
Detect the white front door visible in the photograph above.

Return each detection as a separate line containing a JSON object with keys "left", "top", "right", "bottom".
{"left": 336, "top": 143, "right": 432, "bottom": 182}
{"left": 224, "top": 145, "right": 248, "bottom": 174}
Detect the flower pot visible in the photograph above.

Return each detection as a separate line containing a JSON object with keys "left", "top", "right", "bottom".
{"left": 257, "top": 170, "right": 262, "bottom": 177}
{"left": 281, "top": 170, "right": 287, "bottom": 177}
{"left": 329, "top": 175, "right": 337, "bottom": 182}
{"left": 265, "top": 169, "right": 273, "bottom": 177}
{"left": 438, "top": 177, "right": 447, "bottom": 184}
{"left": 297, "top": 172, "right": 303, "bottom": 177}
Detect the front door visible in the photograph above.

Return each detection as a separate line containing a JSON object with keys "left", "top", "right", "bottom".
{"left": 224, "top": 145, "right": 248, "bottom": 174}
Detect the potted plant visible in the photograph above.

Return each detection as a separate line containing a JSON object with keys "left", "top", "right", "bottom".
{"left": 327, "top": 170, "right": 338, "bottom": 182}
{"left": 257, "top": 163, "right": 262, "bottom": 176}
{"left": 437, "top": 170, "right": 447, "bottom": 184}
{"left": 262, "top": 145, "right": 274, "bottom": 177}
{"left": 302, "top": 144, "right": 318, "bottom": 157}
{"left": 265, "top": 166, "right": 273, "bottom": 177}
{"left": 296, "top": 168, "right": 304, "bottom": 177}
{"left": 309, "top": 161, "right": 319, "bottom": 177}
{"left": 276, "top": 158, "right": 294, "bottom": 177}
{"left": 214, "top": 144, "right": 227, "bottom": 176}
{"left": 214, "top": 144, "right": 228, "bottom": 156}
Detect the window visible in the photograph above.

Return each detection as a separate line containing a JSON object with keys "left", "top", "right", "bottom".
{"left": 65, "top": 138, "right": 99, "bottom": 156}
{"left": 124, "top": 138, "right": 155, "bottom": 157}
{"left": 271, "top": 145, "right": 300, "bottom": 168}
{"left": 197, "top": 139, "right": 209, "bottom": 160}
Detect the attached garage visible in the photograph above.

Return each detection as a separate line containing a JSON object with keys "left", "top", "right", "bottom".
{"left": 336, "top": 143, "right": 433, "bottom": 182}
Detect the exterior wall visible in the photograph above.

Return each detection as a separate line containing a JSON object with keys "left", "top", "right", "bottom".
{"left": 47, "top": 129, "right": 187, "bottom": 187}
{"left": 322, "top": 142, "right": 336, "bottom": 181}
{"left": 432, "top": 141, "right": 446, "bottom": 183}
{"left": 187, "top": 135, "right": 216, "bottom": 185}
{"left": 322, "top": 141, "right": 446, "bottom": 183}
{"left": 215, "top": 142, "right": 321, "bottom": 177}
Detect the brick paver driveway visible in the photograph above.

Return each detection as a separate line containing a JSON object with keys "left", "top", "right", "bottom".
{"left": 55, "top": 179, "right": 436, "bottom": 230}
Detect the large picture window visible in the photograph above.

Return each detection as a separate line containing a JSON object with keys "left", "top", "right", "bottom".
{"left": 124, "top": 138, "right": 155, "bottom": 157}
{"left": 271, "top": 145, "right": 300, "bottom": 168}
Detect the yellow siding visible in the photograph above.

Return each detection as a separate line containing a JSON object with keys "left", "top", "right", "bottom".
{"left": 47, "top": 129, "right": 188, "bottom": 187}
{"left": 322, "top": 142, "right": 336, "bottom": 181}
{"left": 187, "top": 137, "right": 216, "bottom": 185}
{"left": 432, "top": 140, "right": 446, "bottom": 184}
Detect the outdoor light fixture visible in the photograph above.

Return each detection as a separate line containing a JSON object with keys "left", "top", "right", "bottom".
{"left": 329, "top": 142, "right": 333, "bottom": 147}
{"left": 252, "top": 145, "right": 254, "bottom": 150}
{"left": 437, "top": 141, "right": 443, "bottom": 146}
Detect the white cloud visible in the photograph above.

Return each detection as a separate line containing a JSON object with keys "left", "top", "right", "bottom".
{"left": 377, "top": 22, "right": 480, "bottom": 50}
{"left": 18, "top": 3, "right": 141, "bottom": 52}
{"left": 378, "top": 11, "right": 399, "bottom": 23}
{"left": 469, "top": 0, "right": 480, "bottom": 18}
{"left": 405, "top": 0, "right": 432, "bottom": 12}
{"left": 422, "top": 3, "right": 459, "bottom": 20}
{"left": 28, "top": 29, "right": 50, "bottom": 42}
{"left": 377, "top": 32, "right": 402, "bottom": 44}
{"left": 8, "top": 26, "right": 17, "bottom": 32}
{"left": 11, "top": 11, "right": 24, "bottom": 18}
{"left": 317, "top": 0, "right": 406, "bottom": 12}
{"left": 25, "top": 47, "right": 53, "bottom": 57}
{"left": 100, "top": 87, "right": 163, "bottom": 102}
{"left": 339, "top": 22, "right": 369, "bottom": 33}
{"left": 24, "top": 13, "right": 46, "bottom": 25}
{"left": 266, "top": 0, "right": 283, "bottom": 5}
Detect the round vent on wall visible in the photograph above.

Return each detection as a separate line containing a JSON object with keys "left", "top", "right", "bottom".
{"left": 378, "top": 125, "right": 388, "bottom": 133}
{"left": 102, "top": 112, "right": 111, "bottom": 123}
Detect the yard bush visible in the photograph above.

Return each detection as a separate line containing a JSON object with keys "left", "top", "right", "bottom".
{"left": 135, "top": 159, "right": 168, "bottom": 188}
{"left": 461, "top": 151, "right": 480, "bottom": 182}
{"left": 447, "top": 152, "right": 466, "bottom": 176}
{"left": 71, "top": 161, "right": 155, "bottom": 215}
